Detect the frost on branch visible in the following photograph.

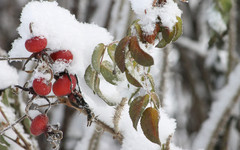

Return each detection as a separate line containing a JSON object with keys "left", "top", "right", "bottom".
{"left": 4, "top": 0, "right": 183, "bottom": 149}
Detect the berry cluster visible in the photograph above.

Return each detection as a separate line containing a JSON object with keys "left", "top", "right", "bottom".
{"left": 16, "top": 30, "right": 93, "bottom": 149}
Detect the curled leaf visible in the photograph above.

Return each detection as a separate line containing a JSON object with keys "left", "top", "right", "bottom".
{"left": 129, "top": 94, "right": 149, "bottom": 130}
{"left": 150, "top": 92, "right": 160, "bottom": 108}
{"left": 125, "top": 70, "right": 142, "bottom": 87}
{"left": 173, "top": 17, "right": 183, "bottom": 42}
{"left": 129, "top": 36, "right": 154, "bottom": 66}
{"left": 162, "top": 27, "right": 175, "bottom": 43}
{"left": 94, "top": 76, "right": 116, "bottom": 106}
{"left": 141, "top": 107, "right": 161, "bottom": 145}
{"left": 100, "top": 60, "right": 118, "bottom": 85}
{"left": 156, "top": 39, "right": 168, "bottom": 48}
{"left": 84, "top": 65, "right": 97, "bottom": 91}
{"left": 92, "top": 43, "right": 105, "bottom": 73}
{"left": 115, "top": 36, "right": 130, "bottom": 72}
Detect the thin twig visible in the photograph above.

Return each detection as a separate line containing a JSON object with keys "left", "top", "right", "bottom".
{"left": 226, "top": 0, "right": 238, "bottom": 84}
{"left": 0, "top": 57, "right": 29, "bottom": 61}
{"left": 0, "top": 107, "right": 31, "bottom": 149}
{"left": 159, "top": 46, "right": 169, "bottom": 106}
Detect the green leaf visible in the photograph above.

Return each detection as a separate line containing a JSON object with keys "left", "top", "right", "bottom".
{"left": 0, "top": 144, "right": 8, "bottom": 150}
{"left": 172, "top": 17, "right": 183, "bottom": 42}
{"left": 129, "top": 36, "right": 154, "bottom": 66}
{"left": 141, "top": 107, "right": 161, "bottom": 145}
{"left": 2, "top": 91, "right": 9, "bottom": 106}
{"left": 150, "top": 92, "right": 160, "bottom": 108}
{"left": 162, "top": 27, "right": 175, "bottom": 43}
{"left": 129, "top": 95, "right": 149, "bottom": 130}
{"left": 0, "top": 135, "right": 10, "bottom": 147}
{"left": 84, "top": 65, "right": 97, "bottom": 91}
{"left": 147, "top": 74, "right": 155, "bottom": 91}
{"left": 156, "top": 39, "right": 168, "bottom": 48}
{"left": 23, "top": 118, "right": 31, "bottom": 134}
{"left": 94, "top": 76, "right": 116, "bottom": 106}
{"left": 115, "top": 36, "right": 131, "bottom": 73}
{"left": 92, "top": 43, "right": 105, "bottom": 73}
{"left": 125, "top": 70, "right": 142, "bottom": 87}
{"left": 107, "top": 44, "right": 117, "bottom": 63}
{"left": 100, "top": 60, "right": 118, "bottom": 85}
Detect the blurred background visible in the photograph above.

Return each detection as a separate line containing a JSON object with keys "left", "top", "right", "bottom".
{"left": 0, "top": 0, "right": 240, "bottom": 150}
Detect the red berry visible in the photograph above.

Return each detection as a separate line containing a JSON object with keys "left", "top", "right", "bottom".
{"left": 25, "top": 36, "right": 47, "bottom": 53}
{"left": 32, "top": 77, "right": 52, "bottom": 96}
{"left": 50, "top": 50, "right": 73, "bottom": 63}
{"left": 30, "top": 114, "right": 48, "bottom": 136}
{"left": 53, "top": 74, "right": 77, "bottom": 96}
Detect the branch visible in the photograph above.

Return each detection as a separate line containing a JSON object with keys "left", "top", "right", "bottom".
{"left": 58, "top": 97, "right": 124, "bottom": 143}
{"left": 113, "top": 98, "right": 127, "bottom": 133}
{"left": 206, "top": 86, "right": 240, "bottom": 150}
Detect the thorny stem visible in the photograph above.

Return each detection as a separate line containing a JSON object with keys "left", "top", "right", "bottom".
{"left": 206, "top": 86, "right": 240, "bottom": 150}
{"left": 88, "top": 125, "right": 103, "bottom": 150}
{"left": 113, "top": 98, "right": 127, "bottom": 133}
{"left": 58, "top": 97, "right": 124, "bottom": 143}
{"left": 0, "top": 107, "right": 31, "bottom": 149}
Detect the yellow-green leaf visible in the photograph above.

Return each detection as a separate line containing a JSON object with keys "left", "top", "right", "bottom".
{"left": 100, "top": 61, "right": 118, "bottom": 85}
{"left": 115, "top": 36, "right": 130, "bottom": 72}
{"left": 162, "top": 27, "right": 175, "bottom": 43}
{"left": 156, "top": 38, "right": 168, "bottom": 48}
{"left": 107, "top": 44, "right": 117, "bottom": 63}
{"left": 129, "top": 95, "right": 149, "bottom": 130}
{"left": 84, "top": 65, "right": 97, "bottom": 91}
{"left": 0, "top": 144, "right": 8, "bottom": 150}
{"left": 141, "top": 107, "right": 161, "bottom": 145}
{"left": 94, "top": 76, "right": 116, "bottom": 106}
{"left": 129, "top": 36, "right": 154, "bottom": 66}
{"left": 173, "top": 17, "right": 183, "bottom": 42}
{"left": 92, "top": 43, "right": 105, "bottom": 73}
{"left": 150, "top": 92, "right": 160, "bottom": 108}
{"left": 125, "top": 70, "right": 142, "bottom": 87}
{"left": 0, "top": 135, "right": 10, "bottom": 147}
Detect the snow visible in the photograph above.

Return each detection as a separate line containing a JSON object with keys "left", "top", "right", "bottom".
{"left": 207, "top": 5, "right": 227, "bottom": 34}
{"left": 192, "top": 64, "right": 240, "bottom": 149}
{"left": 129, "top": 0, "right": 182, "bottom": 34}
{"left": 0, "top": 60, "right": 18, "bottom": 90}
{"left": 8, "top": 1, "right": 180, "bottom": 150}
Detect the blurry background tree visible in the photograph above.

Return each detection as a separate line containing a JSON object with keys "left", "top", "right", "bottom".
{"left": 0, "top": 0, "right": 240, "bottom": 150}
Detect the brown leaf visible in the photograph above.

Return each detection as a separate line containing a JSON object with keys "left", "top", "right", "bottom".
{"left": 141, "top": 107, "right": 161, "bottom": 145}
{"left": 129, "top": 36, "right": 154, "bottom": 66}
{"left": 115, "top": 36, "right": 130, "bottom": 72}
{"left": 125, "top": 70, "right": 142, "bottom": 87}
{"left": 143, "top": 24, "right": 160, "bottom": 44}
{"left": 129, "top": 95, "right": 149, "bottom": 130}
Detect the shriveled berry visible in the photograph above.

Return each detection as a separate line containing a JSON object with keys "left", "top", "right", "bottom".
{"left": 32, "top": 77, "right": 52, "bottom": 96}
{"left": 53, "top": 74, "right": 77, "bottom": 96}
{"left": 50, "top": 50, "right": 73, "bottom": 63}
{"left": 30, "top": 114, "right": 48, "bottom": 136}
{"left": 25, "top": 36, "right": 47, "bottom": 53}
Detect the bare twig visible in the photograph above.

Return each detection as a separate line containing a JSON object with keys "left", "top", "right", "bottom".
{"left": 58, "top": 97, "right": 124, "bottom": 143}
{"left": 206, "top": 86, "right": 240, "bottom": 150}
{"left": 0, "top": 107, "right": 31, "bottom": 149}
{"left": 226, "top": 0, "right": 238, "bottom": 84}
{"left": 159, "top": 46, "right": 169, "bottom": 106}
{"left": 0, "top": 57, "right": 29, "bottom": 61}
